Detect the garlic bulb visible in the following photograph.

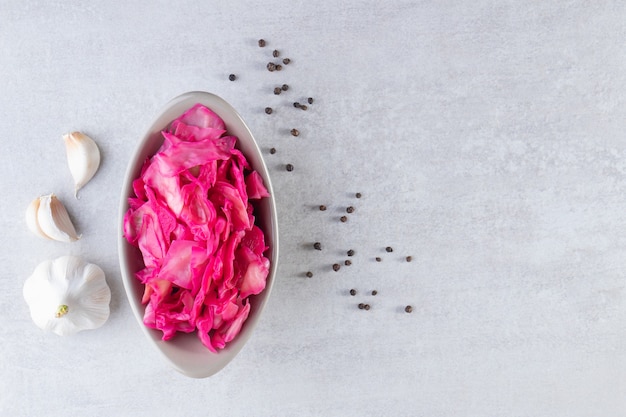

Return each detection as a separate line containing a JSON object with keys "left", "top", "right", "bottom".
{"left": 25, "top": 194, "right": 80, "bottom": 242}
{"left": 23, "top": 256, "right": 111, "bottom": 336}
{"left": 63, "top": 131, "right": 101, "bottom": 198}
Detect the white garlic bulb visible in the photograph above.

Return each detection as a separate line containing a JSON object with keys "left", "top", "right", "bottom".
{"left": 63, "top": 131, "right": 101, "bottom": 198}
{"left": 25, "top": 194, "right": 80, "bottom": 242}
{"left": 23, "top": 256, "right": 111, "bottom": 336}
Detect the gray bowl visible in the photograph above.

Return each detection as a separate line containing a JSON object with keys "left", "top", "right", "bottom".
{"left": 118, "top": 91, "right": 279, "bottom": 378}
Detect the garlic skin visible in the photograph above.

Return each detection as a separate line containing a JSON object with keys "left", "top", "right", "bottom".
{"left": 63, "top": 131, "right": 101, "bottom": 197}
{"left": 23, "top": 256, "right": 111, "bottom": 336}
{"left": 26, "top": 194, "right": 80, "bottom": 242}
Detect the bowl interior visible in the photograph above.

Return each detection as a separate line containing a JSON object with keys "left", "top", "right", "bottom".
{"left": 118, "top": 91, "right": 279, "bottom": 378}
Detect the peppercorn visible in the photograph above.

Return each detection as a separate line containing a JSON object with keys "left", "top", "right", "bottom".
{"left": 406, "top": 256, "right": 412, "bottom": 262}
{"left": 340, "top": 216, "right": 348, "bottom": 222}
{"left": 281, "top": 84, "right": 289, "bottom": 91}
{"left": 350, "top": 289, "right": 356, "bottom": 296}
{"left": 267, "top": 62, "right": 276, "bottom": 71}
{"left": 275, "top": 64, "right": 283, "bottom": 71}
{"left": 386, "top": 246, "right": 393, "bottom": 253}
{"left": 364, "top": 304, "right": 371, "bottom": 311}
{"left": 355, "top": 192, "right": 362, "bottom": 198}
{"left": 346, "top": 206, "right": 355, "bottom": 213}
{"left": 371, "top": 290, "right": 378, "bottom": 296}
{"left": 282, "top": 58, "right": 291, "bottom": 65}
{"left": 313, "top": 242, "right": 322, "bottom": 250}
{"left": 228, "top": 74, "right": 236, "bottom": 81}
{"left": 347, "top": 249, "right": 354, "bottom": 256}
{"left": 273, "top": 87, "right": 281, "bottom": 95}
{"left": 405, "top": 305, "right": 413, "bottom": 313}
{"left": 319, "top": 205, "right": 327, "bottom": 211}
{"left": 272, "top": 49, "right": 279, "bottom": 57}
{"left": 332, "top": 263, "right": 340, "bottom": 271}
{"left": 375, "top": 257, "right": 382, "bottom": 262}
{"left": 269, "top": 147, "right": 276, "bottom": 154}
{"left": 258, "top": 39, "right": 266, "bottom": 47}
{"left": 358, "top": 303, "right": 365, "bottom": 310}
{"left": 265, "top": 107, "right": 273, "bottom": 114}
{"left": 307, "top": 97, "right": 313, "bottom": 104}
{"left": 293, "top": 102, "right": 300, "bottom": 108}
{"left": 290, "top": 128, "right": 299, "bottom": 137}
{"left": 344, "top": 260, "right": 352, "bottom": 266}
{"left": 306, "top": 271, "right": 313, "bottom": 278}
{"left": 285, "top": 163, "right": 294, "bottom": 172}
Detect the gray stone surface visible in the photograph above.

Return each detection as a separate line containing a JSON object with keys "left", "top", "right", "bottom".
{"left": 1, "top": 1, "right": 626, "bottom": 416}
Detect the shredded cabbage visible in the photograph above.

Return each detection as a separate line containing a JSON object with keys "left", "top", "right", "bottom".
{"left": 123, "top": 104, "right": 270, "bottom": 352}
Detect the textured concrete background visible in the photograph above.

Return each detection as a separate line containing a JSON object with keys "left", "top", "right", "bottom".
{"left": 1, "top": 1, "right": 626, "bottom": 416}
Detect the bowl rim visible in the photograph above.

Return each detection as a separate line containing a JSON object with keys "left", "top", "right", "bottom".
{"left": 117, "top": 91, "right": 279, "bottom": 378}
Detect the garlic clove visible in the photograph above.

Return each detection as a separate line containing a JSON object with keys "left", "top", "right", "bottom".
{"left": 25, "top": 197, "right": 48, "bottom": 239}
{"left": 36, "top": 194, "right": 80, "bottom": 242}
{"left": 63, "top": 131, "right": 101, "bottom": 198}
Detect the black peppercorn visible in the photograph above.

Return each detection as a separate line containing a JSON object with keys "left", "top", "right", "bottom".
{"left": 375, "top": 257, "right": 382, "bottom": 262}
{"left": 290, "top": 128, "right": 299, "bottom": 137}
{"left": 306, "top": 271, "right": 313, "bottom": 278}
{"left": 346, "top": 206, "right": 355, "bottom": 213}
{"left": 355, "top": 192, "right": 362, "bottom": 198}
{"left": 275, "top": 64, "right": 283, "bottom": 71}
{"left": 282, "top": 58, "right": 291, "bottom": 65}
{"left": 273, "top": 87, "right": 281, "bottom": 95}
{"left": 405, "top": 305, "right": 413, "bottom": 313}
{"left": 319, "top": 205, "right": 327, "bottom": 211}
{"left": 358, "top": 303, "right": 365, "bottom": 310}
{"left": 272, "top": 49, "right": 279, "bottom": 57}
{"left": 285, "top": 163, "right": 294, "bottom": 172}
{"left": 371, "top": 290, "right": 378, "bottom": 296}
{"left": 269, "top": 147, "right": 276, "bottom": 154}
{"left": 350, "top": 289, "right": 356, "bottom": 296}
{"left": 265, "top": 107, "right": 273, "bottom": 114}
{"left": 406, "top": 256, "right": 412, "bottom": 262}
{"left": 267, "top": 62, "right": 276, "bottom": 71}
{"left": 332, "top": 263, "right": 340, "bottom": 271}
{"left": 258, "top": 39, "right": 266, "bottom": 47}
{"left": 313, "top": 242, "right": 322, "bottom": 250}
{"left": 307, "top": 97, "right": 313, "bottom": 104}
{"left": 340, "top": 216, "right": 348, "bottom": 222}
{"left": 364, "top": 304, "right": 371, "bottom": 311}
{"left": 344, "top": 260, "right": 352, "bottom": 266}
{"left": 228, "top": 74, "right": 236, "bottom": 81}
{"left": 386, "top": 246, "right": 393, "bottom": 253}
{"left": 347, "top": 249, "right": 354, "bottom": 256}
{"left": 281, "top": 84, "right": 289, "bottom": 91}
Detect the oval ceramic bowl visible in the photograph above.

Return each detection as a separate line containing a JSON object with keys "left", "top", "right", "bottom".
{"left": 118, "top": 91, "right": 279, "bottom": 378}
